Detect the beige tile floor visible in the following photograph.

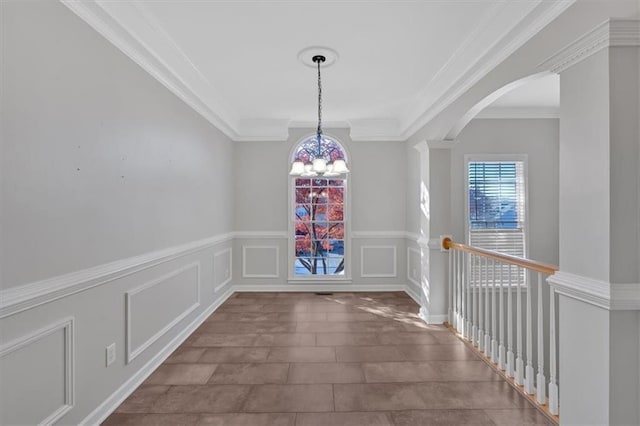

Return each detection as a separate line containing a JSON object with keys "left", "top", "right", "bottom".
{"left": 104, "top": 292, "right": 551, "bottom": 426}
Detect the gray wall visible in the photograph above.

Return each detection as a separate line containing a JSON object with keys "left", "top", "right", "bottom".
{"left": 1, "top": 1, "right": 234, "bottom": 289}
{"left": 233, "top": 127, "right": 408, "bottom": 285}
{"left": 452, "top": 118, "right": 560, "bottom": 265}
{"left": 1, "top": 2, "right": 234, "bottom": 424}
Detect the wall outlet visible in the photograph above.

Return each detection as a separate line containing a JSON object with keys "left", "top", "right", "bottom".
{"left": 106, "top": 343, "right": 116, "bottom": 367}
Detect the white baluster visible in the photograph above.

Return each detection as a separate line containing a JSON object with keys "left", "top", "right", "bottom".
{"left": 491, "top": 259, "right": 498, "bottom": 363}
{"left": 465, "top": 252, "right": 471, "bottom": 340}
{"left": 536, "top": 272, "right": 546, "bottom": 404}
{"left": 456, "top": 251, "right": 464, "bottom": 333}
{"left": 484, "top": 258, "right": 491, "bottom": 356}
{"left": 549, "top": 285, "right": 559, "bottom": 415}
{"left": 478, "top": 257, "right": 485, "bottom": 352}
{"left": 507, "top": 265, "right": 514, "bottom": 378}
{"left": 472, "top": 255, "right": 478, "bottom": 345}
{"left": 525, "top": 270, "right": 535, "bottom": 394}
{"left": 498, "top": 261, "right": 506, "bottom": 371}
{"left": 515, "top": 266, "right": 524, "bottom": 386}
{"left": 448, "top": 247, "right": 453, "bottom": 325}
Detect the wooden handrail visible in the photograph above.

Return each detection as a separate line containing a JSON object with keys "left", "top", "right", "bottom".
{"left": 442, "top": 237, "right": 558, "bottom": 275}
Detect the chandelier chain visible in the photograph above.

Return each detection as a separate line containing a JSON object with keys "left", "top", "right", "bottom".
{"left": 316, "top": 57, "right": 322, "bottom": 139}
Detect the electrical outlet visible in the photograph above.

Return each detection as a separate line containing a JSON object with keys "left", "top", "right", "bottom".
{"left": 106, "top": 343, "right": 116, "bottom": 367}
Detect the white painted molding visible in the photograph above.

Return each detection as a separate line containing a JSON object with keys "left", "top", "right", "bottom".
{"left": 401, "top": 0, "right": 575, "bottom": 139}
{"left": 0, "top": 233, "right": 233, "bottom": 319}
{"left": 234, "top": 284, "right": 406, "bottom": 293}
{"left": 0, "top": 317, "right": 75, "bottom": 425}
{"left": 233, "top": 231, "right": 288, "bottom": 239}
{"left": 60, "top": 0, "right": 241, "bottom": 140}
{"left": 404, "top": 283, "right": 422, "bottom": 306}
{"left": 475, "top": 106, "right": 560, "bottom": 119}
{"left": 538, "top": 19, "right": 640, "bottom": 74}
{"left": 125, "top": 262, "right": 201, "bottom": 363}
{"left": 242, "top": 246, "right": 280, "bottom": 278}
{"left": 548, "top": 271, "right": 640, "bottom": 310}
{"left": 213, "top": 248, "right": 233, "bottom": 293}
{"left": 407, "top": 247, "right": 421, "bottom": 288}
{"left": 360, "top": 246, "right": 398, "bottom": 278}
{"left": 419, "top": 307, "right": 448, "bottom": 325}
{"left": 81, "top": 288, "right": 234, "bottom": 426}
{"left": 351, "top": 231, "right": 407, "bottom": 239}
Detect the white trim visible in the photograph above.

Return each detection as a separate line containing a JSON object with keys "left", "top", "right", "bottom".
{"left": 360, "top": 245, "right": 397, "bottom": 278}
{"left": 234, "top": 284, "right": 406, "bottom": 293}
{"left": 404, "top": 283, "right": 422, "bottom": 306}
{"left": 125, "top": 263, "right": 201, "bottom": 363}
{"left": 407, "top": 247, "right": 421, "bottom": 288}
{"left": 419, "top": 307, "right": 448, "bottom": 325}
{"left": 242, "top": 246, "right": 280, "bottom": 278}
{"left": 80, "top": 288, "right": 234, "bottom": 426}
{"left": 538, "top": 19, "right": 640, "bottom": 74}
{"left": 1, "top": 317, "right": 75, "bottom": 425}
{"left": 401, "top": 0, "right": 575, "bottom": 139}
{"left": 213, "top": 248, "right": 233, "bottom": 293}
{"left": 0, "top": 233, "right": 233, "bottom": 319}
{"left": 475, "top": 106, "right": 560, "bottom": 119}
{"left": 234, "top": 231, "right": 288, "bottom": 239}
{"left": 351, "top": 231, "right": 407, "bottom": 239}
{"left": 60, "top": 0, "right": 242, "bottom": 141}
{"left": 548, "top": 271, "right": 640, "bottom": 311}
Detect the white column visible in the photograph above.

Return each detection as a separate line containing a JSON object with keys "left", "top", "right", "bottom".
{"left": 543, "top": 20, "right": 640, "bottom": 426}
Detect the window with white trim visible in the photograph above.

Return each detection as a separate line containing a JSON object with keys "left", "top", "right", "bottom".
{"left": 291, "top": 135, "right": 347, "bottom": 277}
{"left": 466, "top": 157, "right": 528, "bottom": 285}
{"left": 467, "top": 158, "right": 527, "bottom": 258}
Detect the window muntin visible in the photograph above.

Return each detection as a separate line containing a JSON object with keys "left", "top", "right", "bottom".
{"left": 294, "top": 178, "right": 345, "bottom": 276}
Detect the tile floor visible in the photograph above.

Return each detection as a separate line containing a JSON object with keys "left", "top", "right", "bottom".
{"left": 104, "top": 292, "right": 551, "bottom": 426}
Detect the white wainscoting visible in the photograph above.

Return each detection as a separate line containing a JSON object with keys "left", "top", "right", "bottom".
{"left": 242, "top": 246, "right": 280, "bottom": 278}
{"left": 407, "top": 246, "right": 421, "bottom": 287}
{"left": 0, "top": 317, "right": 75, "bottom": 425}
{"left": 213, "top": 248, "right": 233, "bottom": 293}
{"left": 125, "top": 262, "right": 200, "bottom": 363}
{"left": 360, "top": 245, "right": 397, "bottom": 278}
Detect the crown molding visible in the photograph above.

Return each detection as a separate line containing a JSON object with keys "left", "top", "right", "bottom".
{"left": 475, "top": 106, "right": 559, "bottom": 119}
{"left": 61, "top": 0, "right": 241, "bottom": 140}
{"left": 62, "top": 0, "right": 574, "bottom": 142}
{"left": 400, "top": 0, "right": 575, "bottom": 140}
{"left": 548, "top": 271, "right": 640, "bottom": 311}
{"left": 538, "top": 19, "right": 640, "bottom": 74}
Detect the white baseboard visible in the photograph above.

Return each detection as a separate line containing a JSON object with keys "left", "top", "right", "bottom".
{"left": 80, "top": 288, "right": 234, "bottom": 426}
{"left": 419, "top": 307, "right": 448, "bottom": 325}
{"left": 233, "top": 284, "right": 408, "bottom": 293}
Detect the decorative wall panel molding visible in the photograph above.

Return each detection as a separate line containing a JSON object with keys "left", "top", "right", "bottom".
{"left": 242, "top": 246, "right": 280, "bottom": 278}
{"left": 360, "top": 246, "right": 397, "bottom": 278}
{"left": 213, "top": 248, "right": 233, "bottom": 293}
{"left": 548, "top": 270, "right": 640, "bottom": 310}
{"left": 81, "top": 288, "right": 234, "bottom": 426}
{"left": 0, "top": 233, "right": 232, "bottom": 318}
{"left": 407, "top": 247, "right": 422, "bottom": 287}
{"left": 234, "top": 231, "right": 288, "bottom": 239}
{"left": 125, "top": 263, "right": 200, "bottom": 363}
{"left": 0, "top": 318, "right": 75, "bottom": 425}
{"left": 351, "top": 231, "right": 408, "bottom": 239}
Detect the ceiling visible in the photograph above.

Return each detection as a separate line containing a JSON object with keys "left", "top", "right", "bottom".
{"left": 478, "top": 73, "right": 560, "bottom": 118}
{"left": 63, "top": 0, "right": 574, "bottom": 141}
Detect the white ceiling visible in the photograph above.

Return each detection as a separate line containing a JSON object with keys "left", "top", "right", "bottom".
{"left": 63, "top": 0, "right": 574, "bottom": 140}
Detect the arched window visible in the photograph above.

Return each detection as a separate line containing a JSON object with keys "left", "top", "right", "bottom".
{"left": 290, "top": 135, "right": 348, "bottom": 277}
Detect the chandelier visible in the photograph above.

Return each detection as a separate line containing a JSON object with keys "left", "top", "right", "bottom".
{"left": 289, "top": 55, "right": 349, "bottom": 177}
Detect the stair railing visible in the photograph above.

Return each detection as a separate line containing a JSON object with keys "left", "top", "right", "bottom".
{"left": 442, "top": 237, "right": 559, "bottom": 418}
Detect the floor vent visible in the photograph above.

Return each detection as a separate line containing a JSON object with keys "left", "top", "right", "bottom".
{"left": 315, "top": 292, "right": 334, "bottom": 296}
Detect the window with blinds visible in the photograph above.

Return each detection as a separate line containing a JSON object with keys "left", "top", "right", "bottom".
{"left": 467, "top": 160, "right": 526, "bottom": 258}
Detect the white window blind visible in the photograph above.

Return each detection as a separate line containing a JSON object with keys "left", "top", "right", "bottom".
{"left": 467, "top": 160, "right": 527, "bottom": 285}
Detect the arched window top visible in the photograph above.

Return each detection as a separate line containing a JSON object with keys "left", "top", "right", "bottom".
{"left": 291, "top": 135, "right": 348, "bottom": 164}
